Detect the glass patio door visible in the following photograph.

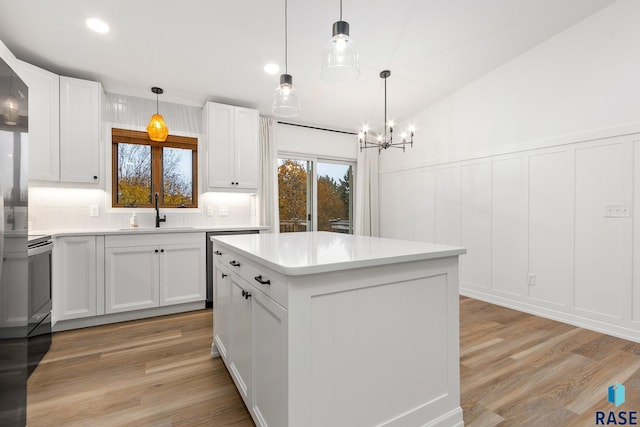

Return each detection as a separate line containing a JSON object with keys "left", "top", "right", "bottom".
{"left": 277, "top": 158, "right": 312, "bottom": 232}
{"left": 278, "top": 157, "right": 354, "bottom": 234}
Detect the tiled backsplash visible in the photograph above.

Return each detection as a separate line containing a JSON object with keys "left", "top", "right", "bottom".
{"left": 29, "top": 187, "right": 257, "bottom": 231}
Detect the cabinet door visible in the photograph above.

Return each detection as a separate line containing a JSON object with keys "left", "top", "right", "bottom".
{"left": 229, "top": 276, "right": 253, "bottom": 406}
{"left": 159, "top": 243, "right": 205, "bottom": 306}
{"left": 53, "top": 236, "right": 96, "bottom": 321}
{"left": 252, "top": 291, "right": 288, "bottom": 427}
{"left": 59, "top": 76, "right": 101, "bottom": 184}
{"left": 234, "top": 107, "right": 259, "bottom": 191}
{"left": 104, "top": 246, "right": 159, "bottom": 313}
{"left": 213, "top": 263, "right": 231, "bottom": 361}
{"left": 18, "top": 61, "right": 60, "bottom": 181}
{"left": 207, "top": 102, "right": 235, "bottom": 190}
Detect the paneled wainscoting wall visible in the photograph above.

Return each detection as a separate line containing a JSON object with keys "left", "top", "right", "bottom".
{"left": 380, "top": 133, "right": 639, "bottom": 342}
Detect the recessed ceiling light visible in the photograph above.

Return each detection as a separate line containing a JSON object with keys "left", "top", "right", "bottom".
{"left": 264, "top": 63, "right": 280, "bottom": 75}
{"left": 86, "top": 18, "right": 110, "bottom": 34}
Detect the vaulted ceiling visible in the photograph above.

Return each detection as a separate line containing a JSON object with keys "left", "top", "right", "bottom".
{"left": 0, "top": 0, "right": 616, "bottom": 132}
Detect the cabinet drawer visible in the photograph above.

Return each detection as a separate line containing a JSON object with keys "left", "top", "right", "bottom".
{"left": 106, "top": 232, "right": 202, "bottom": 248}
{"left": 238, "top": 258, "right": 287, "bottom": 309}
{"left": 214, "top": 250, "right": 287, "bottom": 309}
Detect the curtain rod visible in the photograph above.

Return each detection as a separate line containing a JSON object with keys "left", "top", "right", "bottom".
{"left": 277, "top": 121, "right": 357, "bottom": 136}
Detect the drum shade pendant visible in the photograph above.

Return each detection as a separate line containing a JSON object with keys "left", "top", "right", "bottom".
{"left": 147, "top": 87, "right": 168, "bottom": 142}
{"left": 320, "top": 0, "right": 359, "bottom": 83}
{"left": 273, "top": 0, "right": 301, "bottom": 117}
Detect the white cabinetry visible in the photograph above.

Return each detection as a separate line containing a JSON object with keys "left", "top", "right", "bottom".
{"left": 104, "top": 233, "right": 205, "bottom": 314}
{"left": 212, "top": 248, "right": 288, "bottom": 427}
{"left": 16, "top": 60, "right": 102, "bottom": 184}
{"left": 203, "top": 102, "right": 259, "bottom": 192}
{"left": 17, "top": 60, "right": 60, "bottom": 181}
{"left": 59, "top": 76, "right": 102, "bottom": 184}
{"left": 211, "top": 233, "right": 464, "bottom": 427}
{"left": 53, "top": 235, "right": 99, "bottom": 322}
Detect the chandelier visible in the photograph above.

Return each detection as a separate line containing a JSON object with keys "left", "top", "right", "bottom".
{"left": 358, "top": 70, "right": 414, "bottom": 153}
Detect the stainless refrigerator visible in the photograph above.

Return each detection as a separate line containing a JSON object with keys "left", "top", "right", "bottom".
{"left": 0, "top": 55, "right": 29, "bottom": 426}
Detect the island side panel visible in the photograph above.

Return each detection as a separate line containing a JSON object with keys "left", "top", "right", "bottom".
{"left": 288, "top": 256, "right": 463, "bottom": 427}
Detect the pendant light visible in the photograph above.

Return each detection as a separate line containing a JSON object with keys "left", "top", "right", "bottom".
{"left": 320, "top": 0, "right": 360, "bottom": 83}
{"left": 3, "top": 73, "right": 18, "bottom": 126}
{"left": 273, "top": 0, "right": 301, "bottom": 117}
{"left": 147, "top": 87, "right": 168, "bottom": 142}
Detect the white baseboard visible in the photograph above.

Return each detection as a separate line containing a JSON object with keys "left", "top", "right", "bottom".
{"left": 53, "top": 301, "right": 205, "bottom": 332}
{"left": 461, "top": 287, "right": 640, "bottom": 343}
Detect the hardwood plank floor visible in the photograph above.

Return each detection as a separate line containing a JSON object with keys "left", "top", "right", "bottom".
{"left": 28, "top": 298, "right": 640, "bottom": 426}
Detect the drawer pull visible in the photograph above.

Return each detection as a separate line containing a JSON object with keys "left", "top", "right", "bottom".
{"left": 214, "top": 250, "right": 222, "bottom": 256}
{"left": 241, "top": 290, "right": 252, "bottom": 300}
{"left": 254, "top": 275, "right": 271, "bottom": 285}
{"left": 221, "top": 273, "right": 228, "bottom": 278}
{"left": 229, "top": 260, "right": 241, "bottom": 267}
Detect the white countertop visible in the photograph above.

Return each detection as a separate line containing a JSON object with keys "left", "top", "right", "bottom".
{"left": 211, "top": 231, "right": 466, "bottom": 276}
{"left": 32, "top": 225, "right": 268, "bottom": 238}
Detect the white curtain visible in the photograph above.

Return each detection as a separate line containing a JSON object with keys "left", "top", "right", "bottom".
{"left": 258, "top": 117, "right": 279, "bottom": 232}
{"left": 354, "top": 147, "right": 379, "bottom": 236}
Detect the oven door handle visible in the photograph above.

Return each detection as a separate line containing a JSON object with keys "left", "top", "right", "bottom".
{"left": 28, "top": 243, "right": 53, "bottom": 257}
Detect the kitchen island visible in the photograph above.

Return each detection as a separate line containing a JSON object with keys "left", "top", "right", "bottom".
{"left": 210, "top": 231, "right": 466, "bottom": 427}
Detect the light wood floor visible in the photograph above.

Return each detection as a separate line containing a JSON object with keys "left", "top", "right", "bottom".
{"left": 27, "top": 298, "right": 640, "bottom": 426}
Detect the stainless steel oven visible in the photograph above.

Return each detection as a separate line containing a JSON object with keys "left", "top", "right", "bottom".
{"left": 27, "top": 235, "right": 52, "bottom": 376}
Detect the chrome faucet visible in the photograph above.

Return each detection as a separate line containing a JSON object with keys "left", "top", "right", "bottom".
{"left": 154, "top": 192, "right": 166, "bottom": 228}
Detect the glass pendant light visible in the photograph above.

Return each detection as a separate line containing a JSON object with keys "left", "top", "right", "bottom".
{"left": 3, "top": 94, "right": 18, "bottom": 126}
{"left": 273, "top": 0, "right": 301, "bottom": 117}
{"left": 320, "top": 0, "right": 360, "bottom": 83}
{"left": 4, "top": 73, "right": 18, "bottom": 126}
{"left": 147, "top": 87, "right": 168, "bottom": 142}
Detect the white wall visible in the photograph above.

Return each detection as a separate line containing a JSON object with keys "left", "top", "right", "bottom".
{"left": 276, "top": 123, "right": 357, "bottom": 160}
{"left": 29, "top": 94, "right": 257, "bottom": 231}
{"left": 379, "top": 0, "right": 640, "bottom": 341}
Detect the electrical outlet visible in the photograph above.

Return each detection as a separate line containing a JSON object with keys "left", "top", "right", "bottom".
{"left": 206, "top": 206, "right": 214, "bottom": 217}
{"left": 527, "top": 273, "right": 536, "bottom": 286}
{"left": 218, "top": 206, "right": 229, "bottom": 217}
{"left": 604, "top": 204, "right": 631, "bottom": 218}
{"left": 89, "top": 204, "right": 99, "bottom": 217}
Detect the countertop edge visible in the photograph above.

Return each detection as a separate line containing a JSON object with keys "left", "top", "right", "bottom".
{"left": 211, "top": 236, "right": 466, "bottom": 276}
{"left": 37, "top": 225, "right": 269, "bottom": 238}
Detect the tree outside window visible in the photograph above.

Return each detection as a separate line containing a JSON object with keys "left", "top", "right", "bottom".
{"left": 112, "top": 128, "right": 198, "bottom": 208}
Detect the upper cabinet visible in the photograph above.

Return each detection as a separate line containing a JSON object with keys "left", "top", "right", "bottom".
{"left": 17, "top": 61, "right": 103, "bottom": 186}
{"left": 59, "top": 76, "right": 103, "bottom": 184}
{"left": 203, "top": 102, "right": 259, "bottom": 192}
{"left": 17, "top": 60, "right": 60, "bottom": 181}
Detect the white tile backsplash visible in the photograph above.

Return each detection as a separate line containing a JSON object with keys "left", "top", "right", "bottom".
{"left": 29, "top": 187, "right": 256, "bottom": 231}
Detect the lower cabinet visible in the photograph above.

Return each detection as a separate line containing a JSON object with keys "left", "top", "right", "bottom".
{"left": 213, "top": 256, "right": 287, "bottom": 427}
{"left": 53, "top": 235, "right": 98, "bottom": 322}
{"left": 105, "top": 233, "right": 205, "bottom": 314}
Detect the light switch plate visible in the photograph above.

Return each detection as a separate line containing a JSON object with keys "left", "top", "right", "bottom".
{"left": 218, "top": 206, "right": 229, "bottom": 217}
{"left": 527, "top": 273, "right": 536, "bottom": 286}
{"left": 89, "top": 204, "right": 99, "bottom": 217}
{"left": 604, "top": 204, "right": 631, "bottom": 218}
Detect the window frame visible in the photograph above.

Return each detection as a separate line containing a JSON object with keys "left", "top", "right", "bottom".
{"left": 111, "top": 128, "right": 198, "bottom": 208}
{"left": 277, "top": 152, "right": 356, "bottom": 233}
